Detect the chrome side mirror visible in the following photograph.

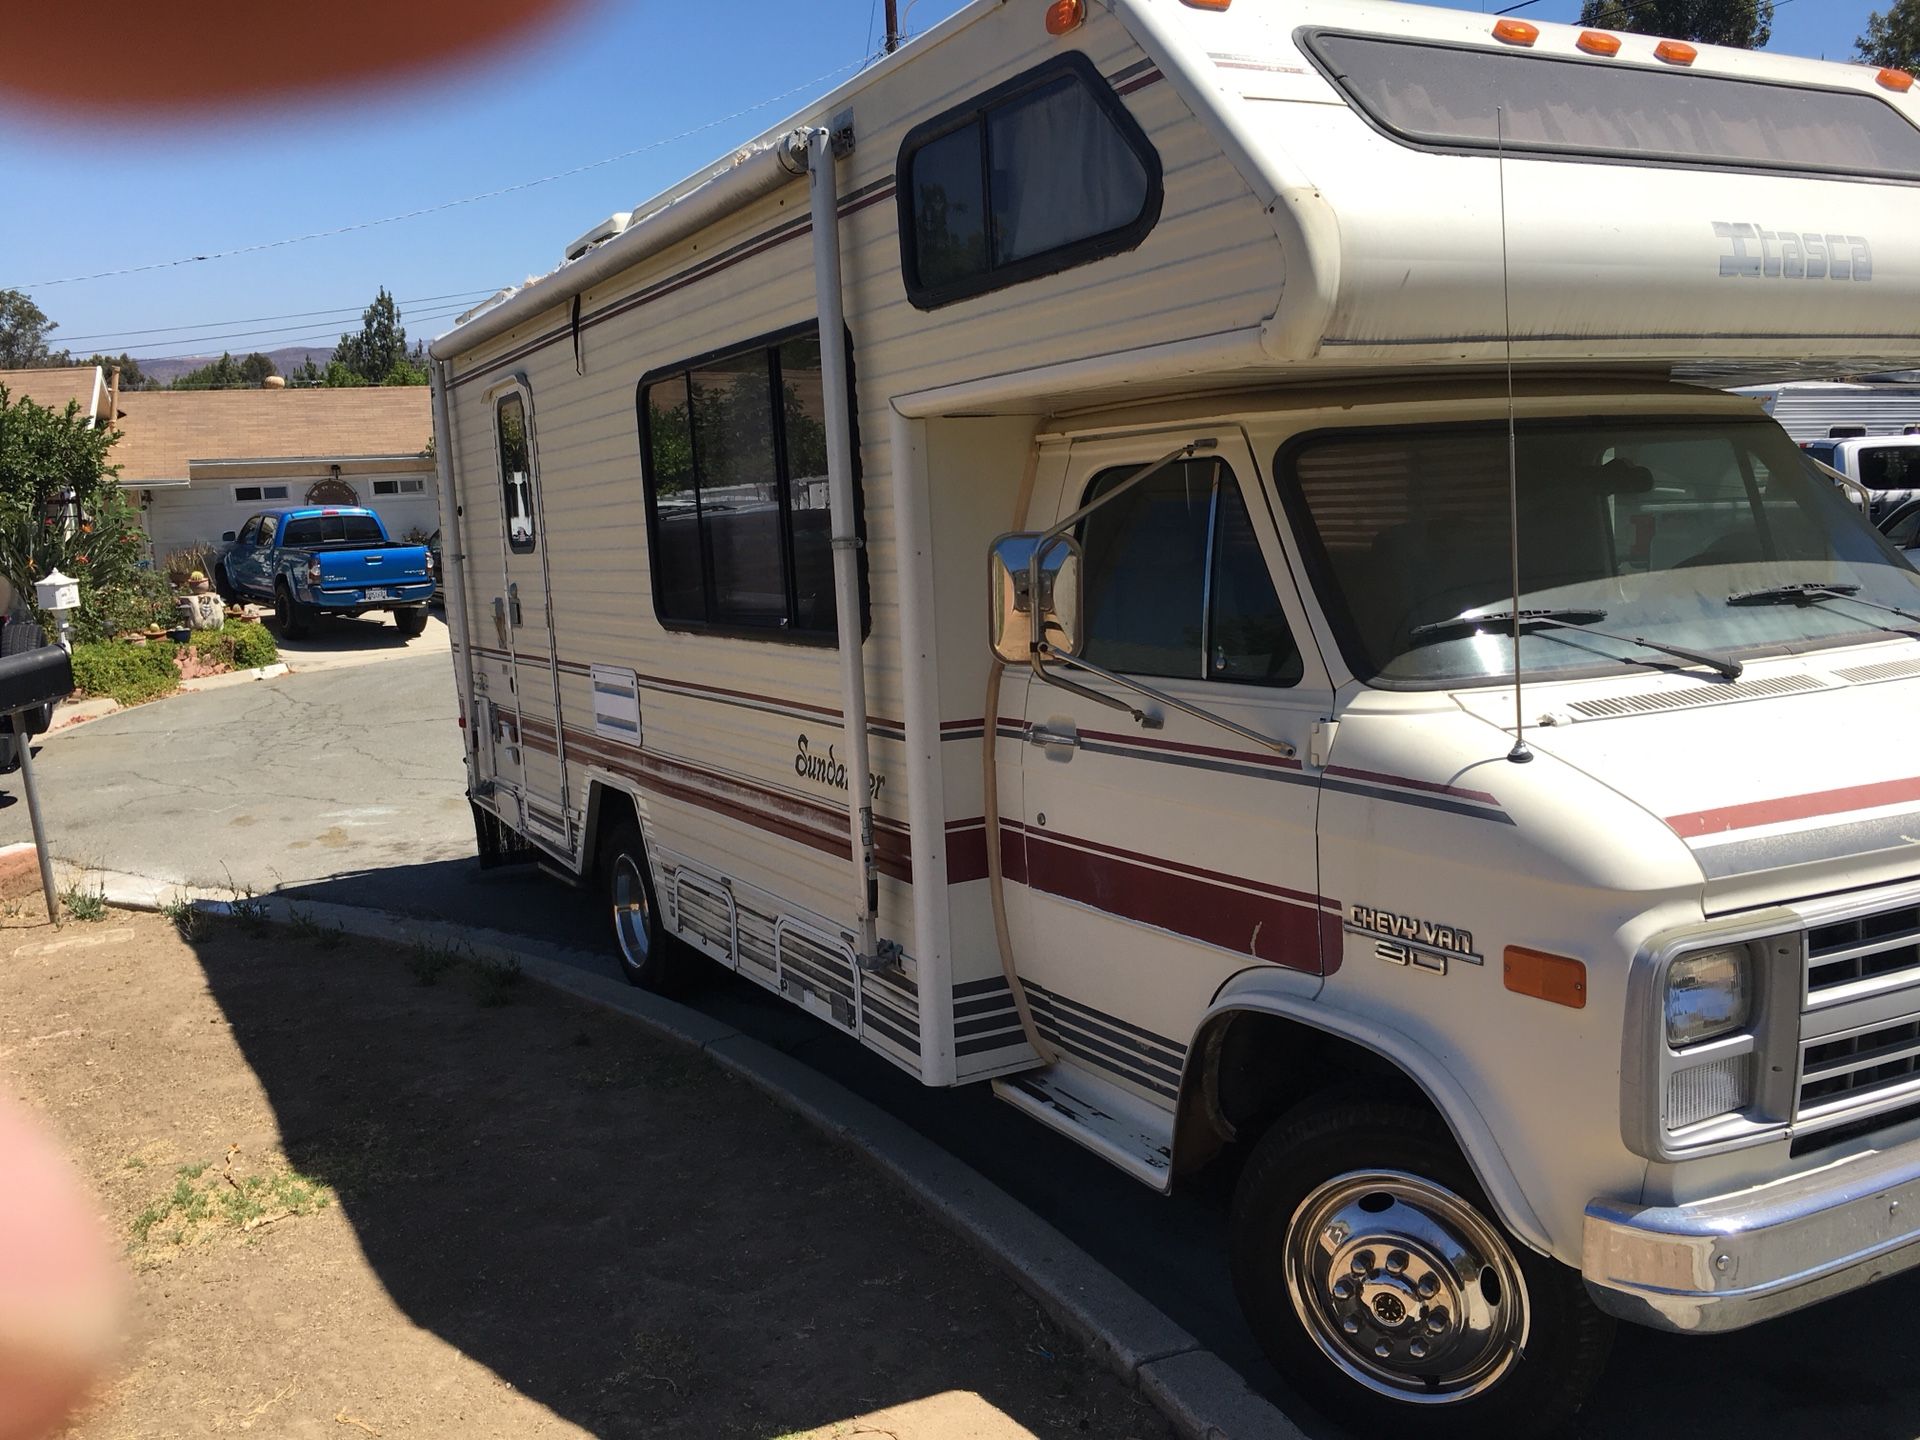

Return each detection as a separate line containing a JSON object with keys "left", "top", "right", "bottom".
{"left": 989, "top": 532, "right": 1082, "bottom": 664}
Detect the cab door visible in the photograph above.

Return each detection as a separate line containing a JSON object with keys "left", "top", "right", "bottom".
{"left": 1007, "top": 428, "right": 1334, "bottom": 1105}
{"left": 487, "top": 382, "right": 571, "bottom": 853}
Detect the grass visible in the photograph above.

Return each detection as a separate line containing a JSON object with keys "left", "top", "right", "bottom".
{"left": 470, "top": 952, "right": 524, "bottom": 1007}
{"left": 406, "top": 937, "right": 467, "bottom": 987}
{"left": 224, "top": 874, "right": 269, "bottom": 934}
{"left": 160, "top": 894, "right": 210, "bottom": 942}
{"left": 60, "top": 884, "right": 108, "bottom": 921}
{"left": 287, "top": 906, "right": 346, "bottom": 950}
{"left": 129, "top": 1150, "right": 332, "bottom": 1253}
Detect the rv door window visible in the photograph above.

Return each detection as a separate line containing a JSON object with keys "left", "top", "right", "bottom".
{"left": 1307, "top": 32, "right": 1920, "bottom": 182}
{"left": 637, "top": 325, "right": 862, "bottom": 642}
{"left": 1078, "top": 458, "right": 1303, "bottom": 686}
{"left": 498, "top": 393, "right": 536, "bottom": 554}
{"left": 897, "top": 53, "right": 1162, "bottom": 309}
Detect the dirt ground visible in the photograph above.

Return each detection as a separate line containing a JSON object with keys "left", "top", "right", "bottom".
{"left": 0, "top": 879, "right": 1172, "bottom": 1440}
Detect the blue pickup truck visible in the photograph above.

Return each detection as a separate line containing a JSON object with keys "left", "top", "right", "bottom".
{"left": 216, "top": 507, "right": 435, "bottom": 639}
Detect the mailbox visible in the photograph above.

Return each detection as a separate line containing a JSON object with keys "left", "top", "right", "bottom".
{"left": 34, "top": 569, "right": 79, "bottom": 615}
{"left": 0, "top": 645, "right": 74, "bottom": 719}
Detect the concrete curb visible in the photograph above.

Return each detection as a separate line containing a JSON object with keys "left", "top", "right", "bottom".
{"left": 179, "top": 662, "right": 290, "bottom": 693}
{"left": 70, "top": 863, "right": 1301, "bottom": 1440}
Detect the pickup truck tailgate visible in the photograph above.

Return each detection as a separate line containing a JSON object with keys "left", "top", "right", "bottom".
{"left": 315, "top": 545, "right": 431, "bottom": 594}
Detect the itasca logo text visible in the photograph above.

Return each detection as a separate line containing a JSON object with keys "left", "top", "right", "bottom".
{"left": 1714, "top": 223, "right": 1872, "bottom": 281}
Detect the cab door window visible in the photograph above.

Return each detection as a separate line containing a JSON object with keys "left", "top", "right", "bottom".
{"left": 1078, "top": 458, "right": 1303, "bottom": 686}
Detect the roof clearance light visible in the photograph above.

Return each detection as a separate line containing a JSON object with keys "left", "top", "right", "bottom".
{"left": 1044, "top": 0, "right": 1085, "bottom": 34}
{"left": 1493, "top": 18, "right": 1538, "bottom": 45}
{"left": 1180, "top": 0, "right": 1233, "bottom": 9}
{"left": 1880, "top": 67, "right": 1916, "bottom": 92}
{"left": 1577, "top": 30, "right": 1622, "bottom": 56}
{"left": 1654, "top": 39, "right": 1698, "bottom": 65}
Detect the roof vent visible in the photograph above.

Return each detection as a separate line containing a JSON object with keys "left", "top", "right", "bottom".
{"left": 1567, "top": 673, "right": 1826, "bottom": 719}
{"left": 565, "top": 211, "right": 633, "bottom": 263}
{"left": 1831, "top": 657, "right": 1920, "bottom": 686}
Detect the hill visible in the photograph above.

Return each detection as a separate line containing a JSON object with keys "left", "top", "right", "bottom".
{"left": 134, "top": 345, "right": 334, "bottom": 387}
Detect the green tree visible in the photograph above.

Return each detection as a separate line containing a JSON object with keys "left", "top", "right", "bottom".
{"left": 0, "top": 289, "right": 61, "bottom": 369}
{"left": 238, "top": 351, "right": 278, "bottom": 386}
{"left": 170, "top": 353, "right": 246, "bottom": 390}
{"left": 330, "top": 287, "right": 420, "bottom": 385}
{"left": 1577, "top": 0, "right": 1773, "bottom": 47}
{"left": 73, "top": 354, "right": 149, "bottom": 390}
{"left": 0, "top": 386, "right": 165, "bottom": 638}
{"left": 1859, "top": 0, "right": 1920, "bottom": 68}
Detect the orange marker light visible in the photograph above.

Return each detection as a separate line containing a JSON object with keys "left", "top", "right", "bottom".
{"left": 1880, "top": 67, "right": 1916, "bottom": 92}
{"left": 1577, "top": 30, "right": 1622, "bottom": 56}
{"left": 1181, "top": 0, "right": 1233, "bottom": 9}
{"left": 1654, "top": 39, "right": 1698, "bottom": 65}
{"left": 1045, "top": 0, "right": 1085, "bottom": 34}
{"left": 1493, "top": 18, "right": 1538, "bottom": 45}
{"left": 1504, "top": 947, "right": 1588, "bottom": 1009}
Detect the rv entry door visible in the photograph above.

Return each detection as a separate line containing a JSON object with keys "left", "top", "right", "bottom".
{"left": 488, "top": 385, "right": 571, "bottom": 852}
{"left": 1009, "top": 430, "right": 1332, "bottom": 1094}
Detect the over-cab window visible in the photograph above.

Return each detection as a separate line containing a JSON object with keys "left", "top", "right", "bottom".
{"left": 1077, "top": 458, "right": 1304, "bottom": 687}
{"left": 897, "top": 53, "right": 1162, "bottom": 310}
{"left": 637, "top": 324, "right": 863, "bottom": 643}
{"left": 497, "top": 393, "right": 536, "bottom": 554}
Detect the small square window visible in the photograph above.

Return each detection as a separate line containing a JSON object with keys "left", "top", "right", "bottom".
{"left": 234, "top": 485, "right": 262, "bottom": 502}
{"left": 373, "top": 478, "right": 426, "bottom": 497}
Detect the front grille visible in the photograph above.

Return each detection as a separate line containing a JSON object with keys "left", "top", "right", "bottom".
{"left": 1801, "top": 1018, "right": 1920, "bottom": 1108}
{"left": 1806, "top": 905, "right": 1920, "bottom": 997}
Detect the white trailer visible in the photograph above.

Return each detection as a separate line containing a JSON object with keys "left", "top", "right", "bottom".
{"left": 429, "top": 2, "right": 1920, "bottom": 1431}
{"left": 1735, "top": 378, "right": 1920, "bottom": 442}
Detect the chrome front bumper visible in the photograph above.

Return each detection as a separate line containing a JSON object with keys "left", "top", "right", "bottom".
{"left": 1583, "top": 1142, "right": 1920, "bottom": 1332}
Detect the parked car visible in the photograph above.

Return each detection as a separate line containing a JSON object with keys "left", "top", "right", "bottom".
{"left": 216, "top": 506, "right": 433, "bottom": 639}
{"left": 1802, "top": 434, "right": 1920, "bottom": 523}
{"left": 427, "top": 528, "right": 444, "bottom": 607}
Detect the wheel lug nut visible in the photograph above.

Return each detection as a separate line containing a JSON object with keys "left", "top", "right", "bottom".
{"left": 1373, "top": 1341, "right": 1393, "bottom": 1359}
{"left": 1417, "top": 1275, "right": 1440, "bottom": 1299}
{"left": 1427, "top": 1309, "right": 1449, "bottom": 1333}
{"left": 1332, "top": 1280, "right": 1352, "bottom": 1301}
{"left": 1409, "top": 1339, "right": 1429, "bottom": 1360}
{"left": 1386, "top": 1250, "right": 1409, "bottom": 1275}
{"left": 1342, "top": 1317, "right": 1361, "bottom": 1336}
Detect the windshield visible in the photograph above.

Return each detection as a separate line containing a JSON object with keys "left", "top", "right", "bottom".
{"left": 1860, "top": 446, "right": 1920, "bottom": 491}
{"left": 1284, "top": 417, "right": 1920, "bottom": 686}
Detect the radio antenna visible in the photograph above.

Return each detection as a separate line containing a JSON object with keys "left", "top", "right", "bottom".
{"left": 1496, "top": 105, "right": 1532, "bottom": 764}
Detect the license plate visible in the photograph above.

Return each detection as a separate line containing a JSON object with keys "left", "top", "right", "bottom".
{"left": 364, "top": 587, "right": 390, "bottom": 602}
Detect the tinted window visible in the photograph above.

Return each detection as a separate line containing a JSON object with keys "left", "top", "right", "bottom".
{"left": 1079, "top": 458, "right": 1300, "bottom": 686}
{"left": 282, "top": 514, "right": 386, "bottom": 546}
{"left": 236, "top": 518, "right": 261, "bottom": 546}
{"left": 899, "top": 54, "right": 1161, "bottom": 309}
{"left": 1310, "top": 33, "right": 1920, "bottom": 181}
{"left": 638, "top": 326, "right": 862, "bottom": 642}
{"left": 498, "top": 393, "right": 536, "bottom": 554}
{"left": 1859, "top": 446, "right": 1920, "bottom": 491}
{"left": 259, "top": 516, "right": 278, "bottom": 545}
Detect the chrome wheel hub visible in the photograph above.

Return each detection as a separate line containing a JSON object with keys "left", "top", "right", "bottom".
{"left": 611, "top": 855, "right": 651, "bottom": 969}
{"left": 1284, "top": 1170, "right": 1528, "bottom": 1404}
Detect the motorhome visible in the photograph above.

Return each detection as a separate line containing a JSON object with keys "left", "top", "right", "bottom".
{"left": 428, "top": 2, "right": 1920, "bottom": 1432}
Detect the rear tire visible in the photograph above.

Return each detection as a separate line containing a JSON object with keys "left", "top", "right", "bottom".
{"left": 1229, "top": 1096, "right": 1612, "bottom": 1440}
{"left": 213, "top": 562, "right": 237, "bottom": 604}
{"left": 394, "top": 605, "right": 430, "bottom": 638}
{"left": 273, "top": 583, "right": 311, "bottom": 640}
{"left": 599, "top": 817, "right": 699, "bottom": 996}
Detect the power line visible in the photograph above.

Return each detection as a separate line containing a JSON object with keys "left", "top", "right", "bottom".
{"left": 126, "top": 303, "right": 480, "bottom": 363}
{"left": 13, "top": 54, "right": 878, "bottom": 290}
{"left": 84, "top": 298, "right": 481, "bottom": 357}
{"left": 56, "top": 289, "right": 497, "bottom": 347}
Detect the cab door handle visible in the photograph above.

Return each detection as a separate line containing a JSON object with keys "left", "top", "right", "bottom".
{"left": 1028, "top": 723, "right": 1079, "bottom": 750}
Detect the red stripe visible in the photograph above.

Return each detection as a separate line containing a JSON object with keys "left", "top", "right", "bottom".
{"left": 1324, "top": 764, "right": 1499, "bottom": 806}
{"left": 1667, "top": 775, "right": 1920, "bottom": 838}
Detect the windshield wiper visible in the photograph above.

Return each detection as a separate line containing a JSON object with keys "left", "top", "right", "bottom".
{"left": 1409, "top": 606, "right": 1744, "bottom": 680}
{"left": 1728, "top": 581, "right": 1920, "bottom": 628}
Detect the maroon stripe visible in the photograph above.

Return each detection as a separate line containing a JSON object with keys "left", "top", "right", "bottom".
{"left": 1324, "top": 764, "right": 1499, "bottom": 806}
{"left": 1080, "top": 726, "right": 1304, "bottom": 773}
{"left": 1114, "top": 69, "right": 1165, "bottom": 96}
{"left": 1667, "top": 775, "right": 1920, "bottom": 838}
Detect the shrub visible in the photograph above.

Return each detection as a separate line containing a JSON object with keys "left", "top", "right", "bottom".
{"left": 70, "top": 639, "right": 180, "bottom": 705}
{"left": 185, "top": 620, "right": 276, "bottom": 671}
{"left": 73, "top": 566, "right": 176, "bottom": 644}
{"left": 162, "top": 544, "right": 216, "bottom": 585}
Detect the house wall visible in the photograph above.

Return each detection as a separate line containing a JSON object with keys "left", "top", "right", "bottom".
{"left": 141, "top": 464, "right": 441, "bottom": 561}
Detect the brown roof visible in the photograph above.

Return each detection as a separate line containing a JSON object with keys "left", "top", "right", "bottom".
{"left": 111, "top": 386, "right": 432, "bottom": 482}
{"left": 0, "top": 366, "right": 103, "bottom": 418}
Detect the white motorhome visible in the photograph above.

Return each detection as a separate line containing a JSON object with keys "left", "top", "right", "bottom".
{"left": 428, "top": 2, "right": 1920, "bottom": 1431}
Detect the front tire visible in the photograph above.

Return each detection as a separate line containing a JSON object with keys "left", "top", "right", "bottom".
{"left": 394, "top": 605, "right": 430, "bottom": 638}
{"left": 599, "top": 818, "right": 699, "bottom": 996}
{"left": 273, "top": 583, "right": 312, "bottom": 640}
{"left": 1230, "top": 1097, "right": 1612, "bottom": 1440}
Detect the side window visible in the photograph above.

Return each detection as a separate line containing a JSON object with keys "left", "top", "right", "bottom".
{"left": 259, "top": 516, "right": 278, "bottom": 546}
{"left": 637, "top": 325, "right": 862, "bottom": 642}
{"left": 898, "top": 53, "right": 1162, "bottom": 310}
{"left": 1077, "top": 458, "right": 1302, "bottom": 687}
{"left": 498, "top": 392, "right": 536, "bottom": 554}
{"left": 236, "top": 517, "right": 261, "bottom": 546}
{"left": 1860, "top": 447, "right": 1920, "bottom": 492}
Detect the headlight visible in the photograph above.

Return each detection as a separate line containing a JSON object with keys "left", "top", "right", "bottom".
{"left": 1666, "top": 946, "right": 1752, "bottom": 1047}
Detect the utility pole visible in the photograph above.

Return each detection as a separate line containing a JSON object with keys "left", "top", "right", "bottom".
{"left": 885, "top": 0, "right": 901, "bottom": 52}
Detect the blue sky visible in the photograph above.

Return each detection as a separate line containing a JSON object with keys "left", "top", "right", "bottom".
{"left": 0, "top": 0, "right": 1883, "bottom": 363}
